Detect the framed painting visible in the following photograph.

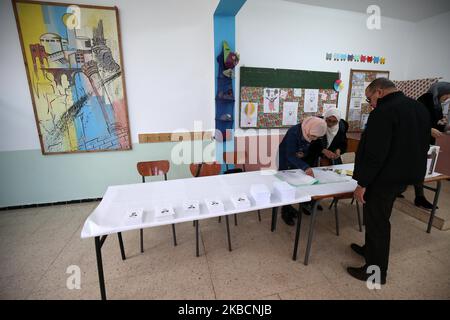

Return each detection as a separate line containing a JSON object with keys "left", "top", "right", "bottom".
{"left": 12, "top": 0, "right": 131, "bottom": 154}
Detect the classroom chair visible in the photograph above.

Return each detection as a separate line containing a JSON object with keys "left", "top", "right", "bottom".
{"left": 137, "top": 160, "right": 177, "bottom": 253}
{"left": 189, "top": 162, "right": 233, "bottom": 253}
{"left": 222, "top": 151, "right": 262, "bottom": 223}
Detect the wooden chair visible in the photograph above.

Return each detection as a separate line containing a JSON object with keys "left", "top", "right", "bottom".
{"left": 222, "top": 151, "right": 261, "bottom": 223}
{"left": 137, "top": 161, "right": 177, "bottom": 253}
{"left": 189, "top": 162, "right": 233, "bottom": 252}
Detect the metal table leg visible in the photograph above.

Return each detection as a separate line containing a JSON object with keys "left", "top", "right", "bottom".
{"left": 292, "top": 203, "right": 303, "bottom": 261}
{"left": 427, "top": 181, "right": 442, "bottom": 233}
{"left": 195, "top": 220, "right": 200, "bottom": 257}
{"left": 271, "top": 207, "right": 278, "bottom": 232}
{"left": 304, "top": 201, "right": 319, "bottom": 266}
{"left": 117, "top": 232, "right": 126, "bottom": 261}
{"left": 356, "top": 201, "right": 362, "bottom": 232}
{"left": 95, "top": 236, "right": 107, "bottom": 300}
{"left": 225, "top": 215, "right": 232, "bottom": 252}
{"left": 334, "top": 199, "right": 339, "bottom": 236}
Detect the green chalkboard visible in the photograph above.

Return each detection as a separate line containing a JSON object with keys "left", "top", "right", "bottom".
{"left": 240, "top": 67, "right": 339, "bottom": 89}
{"left": 239, "top": 67, "right": 341, "bottom": 129}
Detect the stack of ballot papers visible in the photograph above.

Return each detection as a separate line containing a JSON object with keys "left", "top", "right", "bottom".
{"left": 124, "top": 208, "right": 144, "bottom": 225}
{"left": 205, "top": 199, "right": 225, "bottom": 214}
{"left": 183, "top": 200, "right": 200, "bottom": 215}
{"left": 154, "top": 205, "right": 175, "bottom": 219}
{"left": 230, "top": 194, "right": 251, "bottom": 210}
{"left": 273, "top": 181, "right": 296, "bottom": 202}
{"left": 275, "top": 170, "right": 318, "bottom": 186}
{"left": 250, "top": 184, "right": 271, "bottom": 205}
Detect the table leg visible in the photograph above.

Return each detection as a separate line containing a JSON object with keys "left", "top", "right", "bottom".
{"left": 427, "top": 181, "right": 442, "bottom": 234}
{"left": 225, "top": 215, "right": 232, "bottom": 252}
{"left": 117, "top": 232, "right": 126, "bottom": 261}
{"left": 195, "top": 220, "right": 200, "bottom": 257}
{"left": 271, "top": 207, "right": 278, "bottom": 232}
{"left": 304, "top": 201, "right": 319, "bottom": 266}
{"left": 95, "top": 236, "right": 107, "bottom": 300}
{"left": 292, "top": 203, "right": 303, "bottom": 261}
{"left": 356, "top": 201, "right": 362, "bottom": 232}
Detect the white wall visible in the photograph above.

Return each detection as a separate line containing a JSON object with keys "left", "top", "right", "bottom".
{"left": 235, "top": 0, "right": 416, "bottom": 133}
{"left": 0, "top": 0, "right": 218, "bottom": 152}
{"left": 406, "top": 11, "right": 450, "bottom": 81}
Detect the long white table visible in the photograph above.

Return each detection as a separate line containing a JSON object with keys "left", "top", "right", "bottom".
{"left": 82, "top": 164, "right": 446, "bottom": 300}
{"left": 81, "top": 169, "right": 317, "bottom": 300}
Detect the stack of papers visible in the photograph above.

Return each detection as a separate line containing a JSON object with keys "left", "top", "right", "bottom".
{"left": 205, "top": 199, "right": 225, "bottom": 214}
{"left": 183, "top": 200, "right": 200, "bottom": 215}
{"left": 273, "top": 181, "right": 296, "bottom": 202}
{"left": 231, "top": 194, "right": 251, "bottom": 210}
{"left": 125, "top": 208, "right": 144, "bottom": 225}
{"left": 250, "top": 184, "right": 271, "bottom": 206}
{"left": 154, "top": 205, "right": 175, "bottom": 219}
{"left": 275, "top": 170, "right": 318, "bottom": 186}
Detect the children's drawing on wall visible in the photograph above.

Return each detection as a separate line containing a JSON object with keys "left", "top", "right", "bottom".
{"left": 282, "top": 102, "right": 298, "bottom": 126}
{"left": 322, "top": 104, "right": 337, "bottom": 116}
{"left": 240, "top": 102, "right": 258, "bottom": 127}
{"left": 263, "top": 88, "right": 280, "bottom": 113}
{"left": 303, "top": 89, "right": 319, "bottom": 113}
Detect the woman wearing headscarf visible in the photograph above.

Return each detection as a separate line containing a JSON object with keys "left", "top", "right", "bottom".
{"left": 306, "top": 108, "right": 349, "bottom": 166}
{"left": 410, "top": 82, "right": 450, "bottom": 209}
{"left": 278, "top": 116, "right": 327, "bottom": 225}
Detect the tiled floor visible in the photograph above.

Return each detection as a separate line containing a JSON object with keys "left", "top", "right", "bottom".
{"left": 1, "top": 182, "right": 449, "bottom": 300}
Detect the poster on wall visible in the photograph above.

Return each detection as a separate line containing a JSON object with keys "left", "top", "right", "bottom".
{"left": 263, "top": 88, "right": 280, "bottom": 113}
{"left": 13, "top": 1, "right": 131, "bottom": 154}
{"left": 240, "top": 102, "right": 258, "bottom": 127}
{"left": 282, "top": 102, "right": 298, "bottom": 126}
{"left": 303, "top": 89, "right": 319, "bottom": 113}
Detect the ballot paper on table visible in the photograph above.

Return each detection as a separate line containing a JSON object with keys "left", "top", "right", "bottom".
{"left": 273, "top": 181, "right": 296, "bottom": 202}
{"left": 124, "top": 208, "right": 144, "bottom": 225}
{"left": 275, "top": 170, "right": 318, "bottom": 187}
{"left": 154, "top": 205, "right": 175, "bottom": 219}
{"left": 250, "top": 184, "right": 271, "bottom": 205}
{"left": 183, "top": 200, "right": 200, "bottom": 215}
{"left": 231, "top": 194, "right": 251, "bottom": 210}
{"left": 205, "top": 199, "right": 225, "bottom": 214}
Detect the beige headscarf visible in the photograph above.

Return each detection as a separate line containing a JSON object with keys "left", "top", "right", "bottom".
{"left": 324, "top": 108, "right": 341, "bottom": 148}
{"left": 301, "top": 116, "right": 327, "bottom": 142}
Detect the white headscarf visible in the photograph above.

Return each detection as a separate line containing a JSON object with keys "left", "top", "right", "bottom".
{"left": 324, "top": 108, "right": 341, "bottom": 148}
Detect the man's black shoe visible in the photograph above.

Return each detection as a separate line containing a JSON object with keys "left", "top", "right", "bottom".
{"left": 281, "top": 211, "right": 295, "bottom": 226}
{"left": 302, "top": 207, "right": 311, "bottom": 216}
{"left": 347, "top": 266, "right": 386, "bottom": 285}
{"left": 350, "top": 243, "right": 365, "bottom": 257}
{"left": 317, "top": 204, "right": 323, "bottom": 211}
{"left": 414, "top": 196, "right": 437, "bottom": 210}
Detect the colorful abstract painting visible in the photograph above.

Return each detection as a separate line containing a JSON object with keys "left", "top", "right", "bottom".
{"left": 13, "top": 1, "right": 131, "bottom": 154}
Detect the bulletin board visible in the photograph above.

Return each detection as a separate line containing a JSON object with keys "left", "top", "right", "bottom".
{"left": 346, "top": 69, "right": 390, "bottom": 132}
{"left": 239, "top": 67, "right": 340, "bottom": 129}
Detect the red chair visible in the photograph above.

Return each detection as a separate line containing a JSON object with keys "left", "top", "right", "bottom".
{"left": 137, "top": 161, "right": 177, "bottom": 253}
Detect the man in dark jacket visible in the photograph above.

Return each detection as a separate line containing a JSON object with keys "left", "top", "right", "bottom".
{"left": 348, "top": 78, "right": 431, "bottom": 285}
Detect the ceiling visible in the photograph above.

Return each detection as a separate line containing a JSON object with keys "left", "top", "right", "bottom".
{"left": 283, "top": 0, "right": 450, "bottom": 22}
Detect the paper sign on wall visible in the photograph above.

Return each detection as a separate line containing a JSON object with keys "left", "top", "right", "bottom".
{"left": 263, "top": 88, "right": 280, "bottom": 113}
{"left": 322, "top": 104, "right": 337, "bottom": 116}
{"left": 241, "top": 102, "right": 258, "bottom": 127}
{"left": 303, "top": 89, "right": 319, "bottom": 113}
{"left": 282, "top": 102, "right": 299, "bottom": 126}
{"left": 294, "top": 89, "right": 302, "bottom": 97}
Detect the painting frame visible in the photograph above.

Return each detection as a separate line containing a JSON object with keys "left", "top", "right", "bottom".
{"left": 12, "top": 0, "right": 132, "bottom": 155}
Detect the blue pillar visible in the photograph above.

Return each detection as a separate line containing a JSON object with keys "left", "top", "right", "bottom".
{"left": 214, "top": 0, "right": 246, "bottom": 170}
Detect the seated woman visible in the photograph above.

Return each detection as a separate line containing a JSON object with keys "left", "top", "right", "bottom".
{"left": 306, "top": 108, "right": 348, "bottom": 167}
{"left": 278, "top": 116, "right": 327, "bottom": 226}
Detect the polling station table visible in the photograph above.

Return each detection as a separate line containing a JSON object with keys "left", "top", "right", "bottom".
{"left": 81, "top": 170, "right": 312, "bottom": 300}
{"left": 281, "top": 164, "right": 450, "bottom": 267}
